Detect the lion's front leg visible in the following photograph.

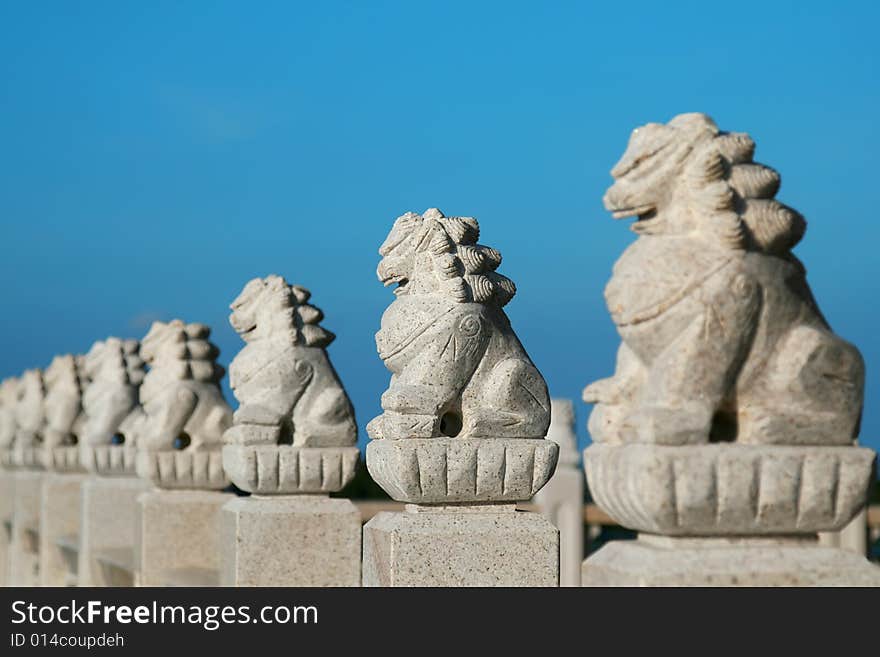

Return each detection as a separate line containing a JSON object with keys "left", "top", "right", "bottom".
{"left": 140, "top": 386, "right": 198, "bottom": 450}
{"left": 82, "top": 387, "right": 137, "bottom": 446}
{"left": 623, "top": 272, "right": 761, "bottom": 445}
{"left": 583, "top": 342, "right": 645, "bottom": 444}
{"left": 373, "top": 310, "right": 491, "bottom": 439}
{"left": 228, "top": 358, "right": 312, "bottom": 445}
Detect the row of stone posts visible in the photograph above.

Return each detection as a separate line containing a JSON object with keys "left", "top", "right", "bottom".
{"left": 1, "top": 111, "right": 878, "bottom": 586}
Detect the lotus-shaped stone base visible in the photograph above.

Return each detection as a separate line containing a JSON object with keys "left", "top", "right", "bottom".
{"left": 80, "top": 445, "right": 138, "bottom": 476}
{"left": 136, "top": 450, "right": 229, "bottom": 490}
{"left": 367, "top": 437, "right": 559, "bottom": 504}
{"left": 9, "top": 446, "right": 41, "bottom": 469}
{"left": 584, "top": 443, "right": 876, "bottom": 535}
{"left": 222, "top": 444, "right": 359, "bottom": 494}
{"left": 44, "top": 446, "right": 84, "bottom": 473}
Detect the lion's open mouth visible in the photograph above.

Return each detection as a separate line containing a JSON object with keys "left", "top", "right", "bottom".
{"left": 392, "top": 277, "right": 409, "bottom": 295}
{"left": 381, "top": 274, "right": 406, "bottom": 286}
{"left": 230, "top": 319, "right": 257, "bottom": 336}
{"left": 610, "top": 204, "right": 656, "bottom": 220}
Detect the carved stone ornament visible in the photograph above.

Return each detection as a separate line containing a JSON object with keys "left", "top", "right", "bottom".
{"left": 366, "top": 208, "right": 557, "bottom": 504}
{"left": 79, "top": 338, "right": 145, "bottom": 475}
{"left": 583, "top": 113, "right": 874, "bottom": 535}
{"left": 134, "top": 320, "right": 233, "bottom": 489}
{"left": 223, "top": 275, "right": 359, "bottom": 494}
{"left": 41, "top": 354, "right": 87, "bottom": 472}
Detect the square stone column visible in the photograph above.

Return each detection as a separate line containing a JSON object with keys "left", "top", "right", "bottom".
{"left": 533, "top": 467, "right": 583, "bottom": 587}
{"left": 9, "top": 470, "right": 43, "bottom": 586}
{"left": 364, "top": 503, "right": 558, "bottom": 586}
{"left": 220, "top": 494, "right": 361, "bottom": 586}
{"left": 532, "top": 399, "right": 584, "bottom": 587}
{"left": 78, "top": 475, "right": 149, "bottom": 586}
{"left": 0, "top": 468, "right": 13, "bottom": 586}
{"left": 135, "top": 489, "right": 228, "bottom": 586}
{"left": 583, "top": 535, "right": 880, "bottom": 586}
{"left": 40, "top": 472, "right": 87, "bottom": 586}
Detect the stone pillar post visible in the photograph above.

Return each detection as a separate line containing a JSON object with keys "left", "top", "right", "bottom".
{"left": 133, "top": 320, "right": 234, "bottom": 586}
{"left": 39, "top": 354, "right": 88, "bottom": 586}
{"left": 580, "top": 113, "right": 880, "bottom": 586}
{"left": 8, "top": 369, "right": 46, "bottom": 586}
{"left": 0, "top": 376, "right": 20, "bottom": 586}
{"left": 532, "top": 399, "right": 584, "bottom": 586}
{"left": 0, "top": 465, "right": 12, "bottom": 586}
{"left": 78, "top": 337, "right": 149, "bottom": 586}
{"left": 40, "top": 471, "right": 86, "bottom": 586}
{"left": 10, "top": 469, "right": 43, "bottom": 586}
{"left": 362, "top": 209, "right": 560, "bottom": 586}
{"left": 220, "top": 276, "right": 361, "bottom": 586}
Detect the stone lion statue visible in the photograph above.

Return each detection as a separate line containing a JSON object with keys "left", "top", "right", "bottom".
{"left": 134, "top": 320, "right": 232, "bottom": 488}
{"left": 42, "top": 354, "right": 86, "bottom": 450}
{"left": 137, "top": 320, "right": 232, "bottom": 450}
{"left": 41, "top": 354, "right": 87, "bottom": 470}
{"left": 367, "top": 208, "right": 550, "bottom": 441}
{"left": 584, "top": 112, "right": 864, "bottom": 446}
{"left": 225, "top": 275, "right": 356, "bottom": 447}
{"left": 12, "top": 368, "right": 45, "bottom": 465}
{"left": 0, "top": 377, "right": 19, "bottom": 463}
{"left": 79, "top": 337, "right": 145, "bottom": 473}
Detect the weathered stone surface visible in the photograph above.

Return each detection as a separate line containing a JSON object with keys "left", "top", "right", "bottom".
{"left": 135, "top": 489, "right": 227, "bottom": 586}
{"left": 80, "top": 338, "right": 145, "bottom": 476}
{"left": 78, "top": 475, "right": 148, "bottom": 586}
{"left": 582, "top": 536, "right": 880, "bottom": 586}
{"left": 365, "top": 210, "right": 559, "bottom": 586}
{"left": 367, "top": 437, "right": 557, "bottom": 504}
{"left": 0, "top": 470, "right": 13, "bottom": 586}
{"left": 584, "top": 443, "right": 875, "bottom": 535}
{"left": 533, "top": 399, "right": 584, "bottom": 587}
{"left": 584, "top": 113, "right": 864, "bottom": 448}
{"left": 0, "top": 378, "right": 19, "bottom": 466}
{"left": 11, "top": 369, "right": 45, "bottom": 468}
{"left": 367, "top": 209, "right": 550, "bottom": 443}
{"left": 222, "top": 445, "right": 359, "bottom": 495}
{"left": 819, "top": 509, "right": 868, "bottom": 554}
{"left": 134, "top": 320, "right": 232, "bottom": 490}
{"left": 220, "top": 495, "right": 361, "bottom": 586}
{"left": 224, "top": 275, "right": 358, "bottom": 494}
{"left": 9, "top": 470, "right": 42, "bottom": 586}
{"left": 581, "top": 113, "right": 879, "bottom": 586}
{"left": 42, "top": 354, "right": 86, "bottom": 473}
{"left": 39, "top": 472, "right": 86, "bottom": 586}
{"left": 363, "top": 505, "right": 559, "bottom": 587}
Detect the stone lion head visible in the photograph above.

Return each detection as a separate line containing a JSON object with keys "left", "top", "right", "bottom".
{"left": 229, "top": 275, "right": 334, "bottom": 347}
{"left": 604, "top": 112, "right": 805, "bottom": 254}
{"left": 378, "top": 208, "right": 516, "bottom": 305}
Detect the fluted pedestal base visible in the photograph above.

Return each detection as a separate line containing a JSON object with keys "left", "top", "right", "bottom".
{"left": 582, "top": 535, "right": 880, "bottom": 586}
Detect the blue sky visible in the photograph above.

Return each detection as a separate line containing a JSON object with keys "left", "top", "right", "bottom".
{"left": 1, "top": 1, "right": 878, "bottom": 453}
